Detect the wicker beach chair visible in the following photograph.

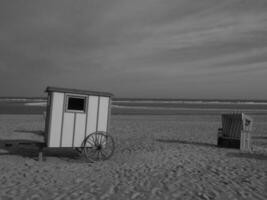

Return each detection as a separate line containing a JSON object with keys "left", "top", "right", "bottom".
{"left": 217, "top": 113, "right": 253, "bottom": 151}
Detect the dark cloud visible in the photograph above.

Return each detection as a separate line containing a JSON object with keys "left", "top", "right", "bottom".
{"left": 0, "top": 0, "right": 267, "bottom": 98}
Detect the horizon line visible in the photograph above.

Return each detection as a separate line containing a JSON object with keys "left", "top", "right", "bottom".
{"left": 1, "top": 96, "right": 267, "bottom": 102}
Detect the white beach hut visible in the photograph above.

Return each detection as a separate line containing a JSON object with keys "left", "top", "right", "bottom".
{"left": 44, "top": 87, "right": 113, "bottom": 148}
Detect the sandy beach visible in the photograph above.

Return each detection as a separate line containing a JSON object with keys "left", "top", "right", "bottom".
{"left": 1, "top": 0, "right": 267, "bottom": 199}
{"left": 0, "top": 114, "right": 266, "bottom": 200}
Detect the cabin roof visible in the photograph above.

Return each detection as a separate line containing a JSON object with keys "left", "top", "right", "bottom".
{"left": 45, "top": 86, "right": 113, "bottom": 97}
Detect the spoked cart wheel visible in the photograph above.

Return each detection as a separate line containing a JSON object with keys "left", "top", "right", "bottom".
{"left": 82, "top": 131, "right": 115, "bottom": 162}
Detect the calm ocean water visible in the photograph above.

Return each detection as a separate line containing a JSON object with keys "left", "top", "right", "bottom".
{"left": 1, "top": 98, "right": 267, "bottom": 115}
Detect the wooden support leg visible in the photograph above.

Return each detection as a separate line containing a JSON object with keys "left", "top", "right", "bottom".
{"left": 38, "top": 144, "right": 45, "bottom": 161}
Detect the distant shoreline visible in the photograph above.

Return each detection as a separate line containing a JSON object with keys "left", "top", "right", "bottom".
{"left": 1, "top": 97, "right": 267, "bottom": 103}
{"left": 1, "top": 98, "right": 267, "bottom": 115}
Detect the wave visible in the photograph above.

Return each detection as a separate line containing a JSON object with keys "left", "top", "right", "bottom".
{"left": 114, "top": 100, "right": 267, "bottom": 105}
{"left": 0, "top": 98, "right": 46, "bottom": 102}
{"left": 112, "top": 105, "right": 267, "bottom": 112}
{"left": 24, "top": 102, "right": 47, "bottom": 106}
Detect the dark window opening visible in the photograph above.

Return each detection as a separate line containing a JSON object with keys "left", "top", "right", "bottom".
{"left": 67, "top": 97, "right": 86, "bottom": 112}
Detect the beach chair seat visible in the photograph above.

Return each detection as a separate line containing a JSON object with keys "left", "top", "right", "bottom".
{"left": 217, "top": 113, "right": 253, "bottom": 151}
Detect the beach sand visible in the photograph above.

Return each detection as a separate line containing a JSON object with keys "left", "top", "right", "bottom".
{"left": 0, "top": 114, "right": 266, "bottom": 200}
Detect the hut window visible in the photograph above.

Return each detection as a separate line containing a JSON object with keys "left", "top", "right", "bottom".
{"left": 66, "top": 96, "right": 86, "bottom": 112}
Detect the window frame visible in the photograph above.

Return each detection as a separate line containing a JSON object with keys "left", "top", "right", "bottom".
{"left": 65, "top": 94, "right": 87, "bottom": 113}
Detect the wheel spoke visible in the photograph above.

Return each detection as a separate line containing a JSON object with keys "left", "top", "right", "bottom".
{"left": 96, "top": 134, "right": 100, "bottom": 146}
{"left": 100, "top": 150, "right": 107, "bottom": 159}
{"left": 101, "top": 148, "right": 110, "bottom": 158}
{"left": 85, "top": 148, "right": 97, "bottom": 158}
{"left": 86, "top": 138, "right": 95, "bottom": 147}
{"left": 90, "top": 149, "right": 98, "bottom": 160}
{"left": 100, "top": 135, "right": 107, "bottom": 147}
{"left": 98, "top": 134, "right": 104, "bottom": 145}
{"left": 92, "top": 134, "right": 97, "bottom": 145}
{"left": 97, "top": 151, "right": 101, "bottom": 160}
{"left": 95, "top": 134, "right": 99, "bottom": 146}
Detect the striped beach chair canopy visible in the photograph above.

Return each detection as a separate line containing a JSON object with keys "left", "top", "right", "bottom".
{"left": 221, "top": 113, "right": 253, "bottom": 138}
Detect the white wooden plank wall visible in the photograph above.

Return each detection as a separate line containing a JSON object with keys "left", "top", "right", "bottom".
{"left": 48, "top": 92, "right": 64, "bottom": 147}
{"left": 97, "top": 97, "right": 109, "bottom": 132}
{"left": 61, "top": 113, "right": 75, "bottom": 147}
{"left": 86, "top": 96, "right": 99, "bottom": 137}
{"left": 73, "top": 113, "right": 86, "bottom": 147}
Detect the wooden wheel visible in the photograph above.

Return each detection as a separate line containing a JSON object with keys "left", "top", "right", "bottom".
{"left": 82, "top": 132, "right": 115, "bottom": 162}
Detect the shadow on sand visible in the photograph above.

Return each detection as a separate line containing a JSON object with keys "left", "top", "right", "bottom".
{"left": 226, "top": 152, "right": 267, "bottom": 161}
{"left": 252, "top": 136, "right": 267, "bottom": 140}
{"left": 0, "top": 141, "right": 82, "bottom": 162}
{"left": 156, "top": 139, "right": 267, "bottom": 161}
{"left": 0, "top": 129, "right": 86, "bottom": 162}
{"left": 14, "top": 129, "right": 44, "bottom": 136}
{"left": 155, "top": 138, "right": 216, "bottom": 148}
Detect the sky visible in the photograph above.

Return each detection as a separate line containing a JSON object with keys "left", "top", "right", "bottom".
{"left": 0, "top": 0, "right": 267, "bottom": 99}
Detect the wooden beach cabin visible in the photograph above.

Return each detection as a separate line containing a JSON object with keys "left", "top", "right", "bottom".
{"left": 0, "top": 86, "right": 114, "bottom": 162}
{"left": 217, "top": 112, "right": 253, "bottom": 151}
{"left": 45, "top": 87, "right": 113, "bottom": 148}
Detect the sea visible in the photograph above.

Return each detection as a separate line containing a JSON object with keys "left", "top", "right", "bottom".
{"left": 1, "top": 97, "right": 267, "bottom": 115}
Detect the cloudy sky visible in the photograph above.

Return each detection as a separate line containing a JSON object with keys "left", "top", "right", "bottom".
{"left": 0, "top": 0, "right": 267, "bottom": 98}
